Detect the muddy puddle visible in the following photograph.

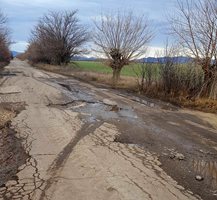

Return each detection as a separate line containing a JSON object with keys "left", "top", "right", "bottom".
{"left": 192, "top": 159, "right": 217, "bottom": 190}
{"left": 116, "top": 93, "right": 179, "bottom": 111}
{"left": 73, "top": 102, "right": 138, "bottom": 123}
{"left": 60, "top": 84, "right": 95, "bottom": 103}
{"left": 54, "top": 80, "right": 139, "bottom": 122}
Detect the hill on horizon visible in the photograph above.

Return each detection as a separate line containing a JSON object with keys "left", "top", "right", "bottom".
{"left": 72, "top": 56, "right": 193, "bottom": 64}
{"left": 11, "top": 51, "right": 22, "bottom": 57}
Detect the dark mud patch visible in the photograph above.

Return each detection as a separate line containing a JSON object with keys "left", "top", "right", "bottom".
{"left": 114, "top": 91, "right": 179, "bottom": 111}
{"left": 159, "top": 155, "right": 217, "bottom": 200}
{"left": 58, "top": 83, "right": 72, "bottom": 92}
{"left": 0, "top": 71, "right": 17, "bottom": 77}
{"left": 0, "top": 102, "right": 29, "bottom": 188}
{"left": 0, "top": 127, "right": 28, "bottom": 187}
{"left": 192, "top": 159, "right": 217, "bottom": 189}
{"left": 47, "top": 99, "right": 96, "bottom": 109}
{"left": 113, "top": 118, "right": 217, "bottom": 200}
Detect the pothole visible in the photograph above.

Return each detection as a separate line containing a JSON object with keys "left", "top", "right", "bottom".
{"left": 58, "top": 83, "right": 72, "bottom": 92}
{"left": 48, "top": 100, "right": 96, "bottom": 109}
{"left": 117, "top": 93, "right": 178, "bottom": 111}
{"left": 73, "top": 101, "right": 138, "bottom": 123}
{"left": 192, "top": 159, "right": 217, "bottom": 189}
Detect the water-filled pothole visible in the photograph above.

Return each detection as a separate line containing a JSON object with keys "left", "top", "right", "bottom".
{"left": 73, "top": 102, "right": 138, "bottom": 123}
{"left": 192, "top": 159, "right": 217, "bottom": 189}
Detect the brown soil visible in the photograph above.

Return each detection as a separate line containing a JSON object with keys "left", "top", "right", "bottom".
{"left": 0, "top": 102, "right": 28, "bottom": 187}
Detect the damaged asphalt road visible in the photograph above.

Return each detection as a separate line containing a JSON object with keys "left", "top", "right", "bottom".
{"left": 0, "top": 59, "right": 217, "bottom": 200}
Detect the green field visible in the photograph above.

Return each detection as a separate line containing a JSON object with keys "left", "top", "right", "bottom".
{"left": 71, "top": 61, "right": 140, "bottom": 77}
{"left": 71, "top": 61, "right": 202, "bottom": 81}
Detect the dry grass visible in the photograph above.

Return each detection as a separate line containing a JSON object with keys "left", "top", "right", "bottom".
{"left": 0, "top": 62, "right": 8, "bottom": 69}
{"left": 33, "top": 63, "right": 138, "bottom": 90}
{"left": 0, "top": 107, "right": 15, "bottom": 128}
{"left": 77, "top": 71, "right": 138, "bottom": 90}
{"left": 178, "top": 98, "right": 217, "bottom": 114}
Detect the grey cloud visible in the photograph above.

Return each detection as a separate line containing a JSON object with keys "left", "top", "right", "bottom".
{"left": 1, "top": 0, "right": 176, "bottom": 52}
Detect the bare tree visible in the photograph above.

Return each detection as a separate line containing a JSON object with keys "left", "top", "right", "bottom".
{"left": 0, "top": 10, "right": 10, "bottom": 64}
{"left": 169, "top": 0, "right": 217, "bottom": 99}
{"left": 93, "top": 11, "right": 154, "bottom": 86}
{"left": 29, "top": 10, "right": 89, "bottom": 65}
{"left": 0, "top": 11, "right": 7, "bottom": 27}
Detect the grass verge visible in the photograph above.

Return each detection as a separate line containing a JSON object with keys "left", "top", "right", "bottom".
{"left": 71, "top": 61, "right": 146, "bottom": 77}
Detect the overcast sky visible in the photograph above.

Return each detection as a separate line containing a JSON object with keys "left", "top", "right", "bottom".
{"left": 1, "top": 0, "right": 176, "bottom": 56}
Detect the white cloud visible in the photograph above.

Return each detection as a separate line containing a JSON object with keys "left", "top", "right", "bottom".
{"left": 89, "top": 45, "right": 165, "bottom": 58}
{"left": 146, "top": 46, "right": 164, "bottom": 57}
{"left": 10, "top": 41, "right": 29, "bottom": 52}
{"left": 9, "top": 40, "right": 164, "bottom": 57}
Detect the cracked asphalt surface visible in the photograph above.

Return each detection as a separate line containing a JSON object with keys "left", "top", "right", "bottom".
{"left": 0, "top": 59, "right": 217, "bottom": 200}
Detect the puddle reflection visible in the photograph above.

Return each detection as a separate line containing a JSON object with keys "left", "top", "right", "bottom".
{"left": 192, "top": 159, "right": 217, "bottom": 188}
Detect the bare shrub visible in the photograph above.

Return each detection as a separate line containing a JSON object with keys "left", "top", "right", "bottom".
{"left": 159, "top": 62, "right": 204, "bottom": 97}
{"left": 0, "top": 10, "right": 10, "bottom": 64}
{"left": 134, "top": 62, "right": 158, "bottom": 92}
{"left": 156, "top": 43, "right": 203, "bottom": 97}
{"left": 135, "top": 42, "right": 204, "bottom": 99}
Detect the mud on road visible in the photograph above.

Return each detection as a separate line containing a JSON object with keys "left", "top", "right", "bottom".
{"left": 0, "top": 59, "right": 217, "bottom": 200}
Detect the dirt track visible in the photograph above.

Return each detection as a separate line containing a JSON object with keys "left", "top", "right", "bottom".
{"left": 0, "top": 59, "right": 217, "bottom": 200}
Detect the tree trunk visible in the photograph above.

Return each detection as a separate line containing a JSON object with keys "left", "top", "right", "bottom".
{"left": 140, "top": 75, "right": 145, "bottom": 91}
{"left": 112, "top": 68, "right": 121, "bottom": 87}
{"left": 208, "top": 71, "right": 217, "bottom": 100}
{"left": 199, "top": 65, "right": 217, "bottom": 100}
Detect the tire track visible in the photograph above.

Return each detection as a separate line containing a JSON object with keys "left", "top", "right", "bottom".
{"left": 39, "top": 121, "right": 103, "bottom": 200}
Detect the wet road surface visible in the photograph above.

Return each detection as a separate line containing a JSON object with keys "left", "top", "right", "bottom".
{"left": 0, "top": 59, "right": 217, "bottom": 199}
